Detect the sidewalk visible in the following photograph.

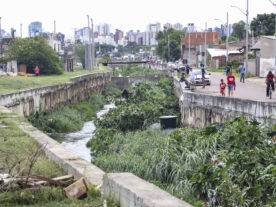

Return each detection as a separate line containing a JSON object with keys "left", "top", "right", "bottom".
{"left": 185, "top": 72, "right": 276, "bottom": 102}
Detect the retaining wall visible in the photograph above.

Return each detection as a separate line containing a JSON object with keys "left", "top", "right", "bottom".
{"left": 0, "top": 72, "right": 113, "bottom": 116}
{"left": 103, "top": 173, "right": 192, "bottom": 207}
{"left": 174, "top": 77, "right": 276, "bottom": 128}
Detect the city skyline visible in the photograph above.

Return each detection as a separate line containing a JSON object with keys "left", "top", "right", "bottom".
{"left": 1, "top": 0, "right": 276, "bottom": 39}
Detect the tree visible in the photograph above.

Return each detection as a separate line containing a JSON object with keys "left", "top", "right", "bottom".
{"left": 250, "top": 13, "right": 276, "bottom": 37}
{"left": 232, "top": 20, "right": 246, "bottom": 40}
{"left": 156, "top": 28, "right": 185, "bottom": 61}
{"left": 74, "top": 44, "right": 85, "bottom": 69}
{"left": 4, "top": 36, "right": 63, "bottom": 74}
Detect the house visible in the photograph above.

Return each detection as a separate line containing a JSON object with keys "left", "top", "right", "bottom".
{"left": 207, "top": 48, "right": 243, "bottom": 68}
{"left": 181, "top": 32, "right": 219, "bottom": 66}
{"left": 252, "top": 36, "right": 276, "bottom": 77}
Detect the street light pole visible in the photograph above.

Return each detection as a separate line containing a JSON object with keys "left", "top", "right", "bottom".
{"left": 246, "top": 0, "right": 249, "bottom": 78}
{"left": 215, "top": 13, "right": 229, "bottom": 66}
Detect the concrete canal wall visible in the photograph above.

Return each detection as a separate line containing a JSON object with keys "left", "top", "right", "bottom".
{"left": 0, "top": 72, "right": 113, "bottom": 116}
{"left": 174, "top": 77, "right": 276, "bottom": 128}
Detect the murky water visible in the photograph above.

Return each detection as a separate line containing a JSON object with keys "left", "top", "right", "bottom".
{"left": 56, "top": 103, "right": 115, "bottom": 162}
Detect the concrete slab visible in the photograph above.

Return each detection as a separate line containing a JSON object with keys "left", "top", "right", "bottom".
{"left": 104, "top": 173, "right": 193, "bottom": 207}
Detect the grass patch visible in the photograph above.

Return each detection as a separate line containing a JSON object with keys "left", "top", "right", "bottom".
{"left": 0, "top": 185, "right": 119, "bottom": 207}
{"left": 0, "top": 68, "right": 110, "bottom": 95}
{"left": 0, "top": 116, "right": 63, "bottom": 178}
{"left": 28, "top": 84, "right": 120, "bottom": 134}
{"left": 28, "top": 93, "right": 106, "bottom": 134}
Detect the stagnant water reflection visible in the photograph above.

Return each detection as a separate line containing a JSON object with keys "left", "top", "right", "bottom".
{"left": 57, "top": 103, "right": 115, "bottom": 162}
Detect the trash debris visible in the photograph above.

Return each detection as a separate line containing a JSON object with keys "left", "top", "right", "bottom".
{"left": 65, "top": 177, "right": 89, "bottom": 199}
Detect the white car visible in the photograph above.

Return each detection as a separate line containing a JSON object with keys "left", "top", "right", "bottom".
{"left": 190, "top": 70, "right": 211, "bottom": 85}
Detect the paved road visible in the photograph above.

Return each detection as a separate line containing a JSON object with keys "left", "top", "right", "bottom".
{"left": 184, "top": 72, "right": 276, "bottom": 102}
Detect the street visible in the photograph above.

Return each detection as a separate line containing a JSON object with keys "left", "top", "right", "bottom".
{"left": 185, "top": 72, "right": 276, "bottom": 102}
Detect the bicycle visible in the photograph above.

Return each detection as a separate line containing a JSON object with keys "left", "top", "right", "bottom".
{"left": 267, "top": 81, "right": 274, "bottom": 99}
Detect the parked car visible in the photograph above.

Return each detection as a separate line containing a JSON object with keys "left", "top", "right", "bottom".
{"left": 190, "top": 70, "right": 211, "bottom": 85}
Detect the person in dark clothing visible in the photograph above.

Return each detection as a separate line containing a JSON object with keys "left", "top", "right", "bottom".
{"left": 266, "top": 71, "right": 276, "bottom": 97}
{"left": 226, "top": 65, "right": 231, "bottom": 76}
{"left": 180, "top": 72, "right": 190, "bottom": 88}
{"left": 201, "top": 64, "right": 206, "bottom": 88}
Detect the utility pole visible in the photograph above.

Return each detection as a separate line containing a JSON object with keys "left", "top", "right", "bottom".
{"left": 54, "top": 20, "right": 56, "bottom": 34}
{"left": 215, "top": 12, "right": 229, "bottom": 66}
{"left": 20, "top": 24, "right": 22, "bottom": 38}
{"left": 269, "top": 0, "right": 276, "bottom": 74}
{"left": 85, "top": 15, "right": 91, "bottom": 70}
{"left": 91, "top": 18, "right": 95, "bottom": 69}
{"left": 204, "top": 22, "right": 207, "bottom": 68}
{"left": 226, "top": 12, "right": 229, "bottom": 65}
{"left": 189, "top": 31, "right": 191, "bottom": 65}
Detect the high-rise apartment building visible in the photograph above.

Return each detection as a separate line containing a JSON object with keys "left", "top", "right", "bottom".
{"left": 164, "top": 23, "right": 172, "bottom": 29}
{"left": 28, "top": 21, "right": 42, "bottom": 37}
{"left": 96, "top": 23, "right": 111, "bottom": 36}
{"left": 75, "top": 27, "right": 90, "bottom": 44}
{"left": 173, "top": 23, "right": 183, "bottom": 31}
{"left": 114, "top": 29, "right": 124, "bottom": 44}
{"left": 146, "top": 23, "right": 161, "bottom": 46}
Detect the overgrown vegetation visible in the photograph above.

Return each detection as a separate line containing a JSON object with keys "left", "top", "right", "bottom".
{"left": 87, "top": 78, "right": 180, "bottom": 154}
{"left": 28, "top": 84, "right": 121, "bottom": 134}
{"left": 114, "top": 64, "right": 168, "bottom": 77}
{"left": 89, "top": 115, "right": 276, "bottom": 206}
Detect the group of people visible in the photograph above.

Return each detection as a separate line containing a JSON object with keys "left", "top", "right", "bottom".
{"left": 219, "top": 72, "right": 236, "bottom": 97}
{"left": 220, "top": 63, "right": 244, "bottom": 97}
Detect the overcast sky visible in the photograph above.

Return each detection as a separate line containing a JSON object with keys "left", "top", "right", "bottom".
{"left": 1, "top": 0, "right": 276, "bottom": 39}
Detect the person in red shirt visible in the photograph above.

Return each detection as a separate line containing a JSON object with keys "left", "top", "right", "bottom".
{"left": 220, "top": 79, "right": 226, "bottom": 96}
{"left": 266, "top": 71, "right": 276, "bottom": 97}
{"left": 227, "top": 72, "right": 235, "bottom": 96}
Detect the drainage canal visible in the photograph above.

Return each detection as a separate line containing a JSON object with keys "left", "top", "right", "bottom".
{"left": 52, "top": 103, "right": 115, "bottom": 162}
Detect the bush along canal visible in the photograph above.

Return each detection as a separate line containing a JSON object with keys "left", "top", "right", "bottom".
{"left": 87, "top": 79, "right": 276, "bottom": 206}
{"left": 28, "top": 84, "right": 121, "bottom": 162}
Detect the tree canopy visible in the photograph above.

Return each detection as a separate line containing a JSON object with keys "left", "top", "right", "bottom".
{"left": 155, "top": 28, "right": 185, "bottom": 61}
{"left": 250, "top": 13, "right": 276, "bottom": 37}
{"left": 232, "top": 20, "right": 246, "bottom": 40}
{"left": 4, "top": 36, "right": 63, "bottom": 74}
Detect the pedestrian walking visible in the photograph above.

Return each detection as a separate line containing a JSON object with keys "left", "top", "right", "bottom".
{"left": 219, "top": 79, "right": 226, "bottom": 96}
{"left": 226, "top": 65, "right": 231, "bottom": 76}
{"left": 201, "top": 63, "right": 206, "bottom": 88}
{"left": 239, "top": 63, "right": 245, "bottom": 83}
{"left": 34, "top": 66, "right": 40, "bottom": 76}
{"left": 227, "top": 72, "right": 236, "bottom": 97}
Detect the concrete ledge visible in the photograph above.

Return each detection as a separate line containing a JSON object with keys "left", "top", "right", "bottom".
{"left": 103, "top": 173, "right": 192, "bottom": 207}
{"left": 0, "top": 106, "right": 104, "bottom": 186}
